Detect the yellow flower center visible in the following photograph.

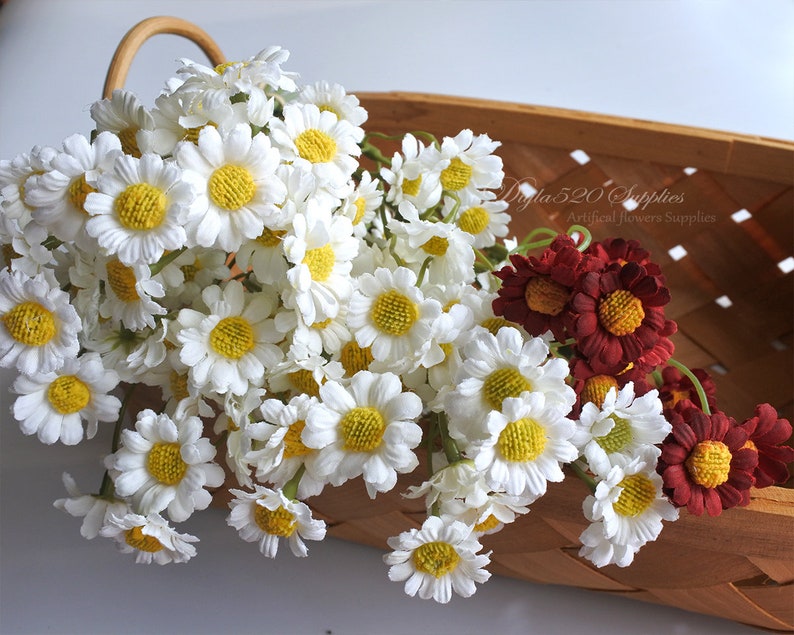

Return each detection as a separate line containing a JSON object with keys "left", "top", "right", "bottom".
{"left": 524, "top": 276, "right": 570, "bottom": 316}
{"left": 147, "top": 442, "right": 187, "bottom": 485}
{"left": 442, "top": 299, "right": 459, "bottom": 312}
{"left": 339, "top": 340, "right": 374, "bottom": 376}
{"left": 2, "top": 301, "right": 56, "bottom": 346}
{"left": 115, "top": 183, "right": 167, "bottom": 231}
{"left": 303, "top": 243, "right": 335, "bottom": 282}
{"left": 124, "top": 526, "right": 164, "bottom": 553}
{"left": 480, "top": 316, "right": 511, "bottom": 335}
{"left": 457, "top": 206, "right": 490, "bottom": 235}
{"left": 180, "top": 263, "right": 199, "bottom": 283}
{"left": 169, "top": 370, "right": 189, "bottom": 402}
{"left": 106, "top": 259, "right": 140, "bottom": 302}
{"left": 254, "top": 504, "right": 297, "bottom": 537}
{"left": 613, "top": 474, "right": 656, "bottom": 517}
{"left": 227, "top": 417, "right": 239, "bottom": 433}
{"left": 295, "top": 129, "right": 337, "bottom": 163}
{"left": 340, "top": 406, "right": 385, "bottom": 452}
{"left": 209, "top": 316, "right": 255, "bottom": 360}
{"left": 420, "top": 236, "right": 449, "bottom": 257}
{"left": 182, "top": 123, "right": 215, "bottom": 145}
{"left": 580, "top": 375, "right": 620, "bottom": 408}
{"left": 47, "top": 375, "right": 91, "bottom": 414}
{"left": 401, "top": 175, "right": 422, "bottom": 197}
{"left": 498, "top": 417, "right": 547, "bottom": 462}
{"left": 440, "top": 157, "right": 472, "bottom": 191}
{"left": 412, "top": 541, "right": 460, "bottom": 578}
{"left": 208, "top": 165, "right": 256, "bottom": 211}
{"left": 482, "top": 367, "right": 532, "bottom": 411}
{"left": 214, "top": 61, "right": 239, "bottom": 74}
{"left": 439, "top": 342, "right": 454, "bottom": 359}
{"left": 352, "top": 197, "right": 367, "bottom": 224}
{"left": 68, "top": 174, "right": 95, "bottom": 215}
{"left": 283, "top": 420, "right": 312, "bottom": 458}
{"left": 318, "top": 104, "right": 339, "bottom": 117}
{"left": 473, "top": 514, "right": 501, "bottom": 534}
{"left": 288, "top": 369, "right": 321, "bottom": 397}
{"left": 117, "top": 128, "right": 141, "bottom": 157}
{"left": 595, "top": 414, "right": 633, "bottom": 453}
{"left": 257, "top": 227, "right": 287, "bottom": 247}
{"left": 598, "top": 289, "right": 645, "bottom": 336}
{"left": 686, "top": 440, "right": 732, "bottom": 488}
{"left": 312, "top": 317, "right": 333, "bottom": 329}
{"left": 370, "top": 290, "right": 418, "bottom": 336}
{"left": 743, "top": 439, "right": 758, "bottom": 453}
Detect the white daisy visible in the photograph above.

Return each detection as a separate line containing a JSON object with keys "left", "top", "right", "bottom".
{"left": 234, "top": 224, "right": 290, "bottom": 286}
{"left": 100, "top": 512, "right": 199, "bottom": 565}
{"left": 12, "top": 352, "right": 121, "bottom": 445}
{"left": 404, "top": 457, "right": 491, "bottom": 514}
{"left": 84, "top": 153, "right": 191, "bottom": 265}
{"left": 424, "top": 129, "right": 504, "bottom": 206}
{"left": 83, "top": 321, "right": 168, "bottom": 385}
{"left": 175, "top": 280, "right": 283, "bottom": 396}
{"left": 269, "top": 103, "right": 363, "bottom": 193}
{"left": 25, "top": 132, "right": 122, "bottom": 248}
{"left": 282, "top": 203, "right": 358, "bottom": 325}
{"left": 445, "top": 326, "right": 575, "bottom": 443}
{"left": 389, "top": 201, "right": 475, "bottom": 285}
{"left": 106, "top": 409, "right": 225, "bottom": 522}
{"left": 98, "top": 257, "right": 167, "bottom": 331}
{"left": 573, "top": 383, "right": 670, "bottom": 475}
{"left": 53, "top": 472, "right": 130, "bottom": 539}
{"left": 213, "top": 386, "right": 267, "bottom": 488}
{"left": 176, "top": 124, "right": 287, "bottom": 253}
{"left": 384, "top": 515, "right": 491, "bottom": 603}
{"left": 339, "top": 170, "right": 382, "bottom": 237}
{"left": 267, "top": 344, "right": 344, "bottom": 400}
{"left": 450, "top": 192, "right": 510, "bottom": 249}
{"left": 227, "top": 485, "right": 326, "bottom": 558}
{"left": 468, "top": 394, "right": 578, "bottom": 499}
{"left": 245, "top": 394, "right": 326, "bottom": 498}
{"left": 298, "top": 80, "right": 368, "bottom": 126}
{"left": 380, "top": 133, "right": 442, "bottom": 211}
{"left": 0, "top": 145, "right": 58, "bottom": 229}
{"left": 303, "top": 370, "right": 423, "bottom": 497}
{"left": 90, "top": 89, "right": 154, "bottom": 157}
{"left": 578, "top": 449, "right": 679, "bottom": 568}
{"left": 347, "top": 266, "right": 444, "bottom": 373}
{"left": 0, "top": 269, "right": 81, "bottom": 376}
{"left": 275, "top": 301, "right": 352, "bottom": 358}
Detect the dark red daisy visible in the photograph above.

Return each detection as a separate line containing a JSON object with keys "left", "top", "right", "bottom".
{"left": 568, "top": 354, "right": 654, "bottom": 416}
{"left": 657, "top": 400, "right": 758, "bottom": 516}
{"left": 658, "top": 365, "right": 718, "bottom": 413}
{"left": 740, "top": 403, "right": 794, "bottom": 488}
{"left": 492, "top": 234, "right": 601, "bottom": 341}
{"left": 585, "top": 237, "right": 664, "bottom": 277}
{"left": 567, "top": 261, "right": 672, "bottom": 372}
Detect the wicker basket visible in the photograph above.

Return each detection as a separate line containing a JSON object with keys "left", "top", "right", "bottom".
{"left": 108, "top": 17, "right": 794, "bottom": 633}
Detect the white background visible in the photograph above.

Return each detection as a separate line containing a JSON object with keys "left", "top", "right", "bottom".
{"left": 0, "top": 1, "right": 792, "bottom": 634}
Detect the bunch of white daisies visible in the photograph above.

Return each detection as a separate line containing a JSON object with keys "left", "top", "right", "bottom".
{"left": 0, "top": 45, "right": 677, "bottom": 601}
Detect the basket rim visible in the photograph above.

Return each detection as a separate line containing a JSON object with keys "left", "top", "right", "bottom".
{"left": 356, "top": 91, "right": 794, "bottom": 183}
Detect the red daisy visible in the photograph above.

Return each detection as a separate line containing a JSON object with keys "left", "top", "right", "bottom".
{"left": 658, "top": 365, "right": 718, "bottom": 412}
{"left": 586, "top": 237, "right": 664, "bottom": 277}
{"left": 740, "top": 403, "right": 794, "bottom": 488}
{"left": 567, "top": 261, "right": 672, "bottom": 372}
{"left": 568, "top": 354, "right": 654, "bottom": 416}
{"left": 657, "top": 400, "right": 758, "bottom": 516}
{"left": 492, "top": 234, "right": 600, "bottom": 341}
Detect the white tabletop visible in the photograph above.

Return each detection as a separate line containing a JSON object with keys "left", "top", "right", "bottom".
{"left": 1, "top": 1, "right": 791, "bottom": 634}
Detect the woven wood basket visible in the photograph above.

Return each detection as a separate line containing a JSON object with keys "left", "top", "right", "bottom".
{"left": 108, "top": 18, "right": 794, "bottom": 633}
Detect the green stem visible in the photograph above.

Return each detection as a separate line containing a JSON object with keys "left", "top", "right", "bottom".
{"left": 570, "top": 459, "right": 597, "bottom": 494}
{"left": 567, "top": 225, "right": 592, "bottom": 251}
{"left": 441, "top": 192, "right": 461, "bottom": 223}
{"left": 149, "top": 247, "right": 187, "bottom": 276}
{"left": 667, "top": 358, "right": 711, "bottom": 415}
{"left": 282, "top": 464, "right": 306, "bottom": 502}
{"left": 416, "top": 256, "right": 433, "bottom": 287}
{"left": 437, "top": 412, "right": 462, "bottom": 465}
{"left": 99, "top": 383, "right": 138, "bottom": 498}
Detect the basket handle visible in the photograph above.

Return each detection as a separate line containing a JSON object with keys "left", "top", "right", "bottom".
{"left": 102, "top": 16, "right": 226, "bottom": 98}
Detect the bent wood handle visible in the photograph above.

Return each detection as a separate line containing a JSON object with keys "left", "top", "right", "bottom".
{"left": 102, "top": 16, "right": 226, "bottom": 98}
